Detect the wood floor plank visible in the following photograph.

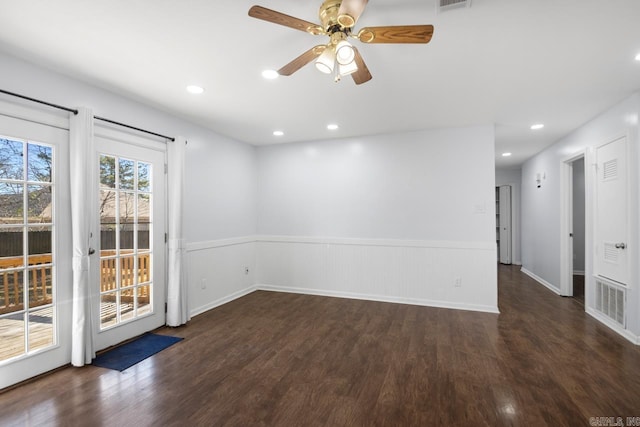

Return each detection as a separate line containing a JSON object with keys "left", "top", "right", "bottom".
{"left": 1, "top": 265, "right": 640, "bottom": 426}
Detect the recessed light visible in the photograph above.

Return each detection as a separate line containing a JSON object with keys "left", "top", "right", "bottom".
{"left": 273, "top": 130, "right": 284, "bottom": 136}
{"left": 186, "top": 85, "right": 204, "bottom": 94}
{"left": 262, "top": 69, "right": 279, "bottom": 79}
{"left": 502, "top": 152, "right": 512, "bottom": 157}
{"left": 531, "top": 123, "right": 545, "bottom": 130}
{"left": 635, "top": 53, "right": 640, "bottom": 61}
{"left": 327, "top": 124, "right": 339, "bottom": 130}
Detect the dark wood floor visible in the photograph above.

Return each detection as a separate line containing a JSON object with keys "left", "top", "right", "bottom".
{"left": 2, "top": 265, "right": 640, "bottom": 426}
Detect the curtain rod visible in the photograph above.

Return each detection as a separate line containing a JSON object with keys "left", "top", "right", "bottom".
{"left": 94, "top": 116, "right": 175, "bottom": 142}
{"left": 1, "top": 88, "right": 175, "bottom": 142}
{"left": 0, "top": 88, "right": 78, "bottom": 115}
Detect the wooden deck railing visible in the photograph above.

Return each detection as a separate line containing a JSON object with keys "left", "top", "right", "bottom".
{"left": 0, "top": 255, "right": 52, "bottom": 315}
{"left": 0, "top": 253, "right": 151, "bottom": 315}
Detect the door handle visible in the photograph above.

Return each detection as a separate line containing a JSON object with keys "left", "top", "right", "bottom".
{"left": 614, "top": 243, "right": 626, "bottom": 249}
{"left": 89, "top": 248, "right": 96, "bottom": 255}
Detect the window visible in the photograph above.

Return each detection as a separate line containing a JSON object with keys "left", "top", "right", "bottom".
{"left": 0, "top": 136, "right": 55, "bottom": 362}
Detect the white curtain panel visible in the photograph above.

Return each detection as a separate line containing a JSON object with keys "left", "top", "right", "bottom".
{"left": 69, "top": 107, "right": 96, "bottom": 366}
{"left": 166, "top": 137, "right": 189, "bottom": 326}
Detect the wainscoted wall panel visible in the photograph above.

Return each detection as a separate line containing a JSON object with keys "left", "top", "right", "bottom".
{"left": 186, "top": 238, "right": 256, "bottom": 316}
{"left": 255, "top": 237, "right": 499, "bottom": 313}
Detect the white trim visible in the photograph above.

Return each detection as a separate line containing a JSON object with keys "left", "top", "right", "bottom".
{"left": 586, "top": 307, "right": 640, "bottom": 345}
{"left": 560, "top": 150, "right": 586, "bottom": 296}
{"left": 255, "top": 235, "right": 495, "bottom": 251}
{"left": 256, "top": 284, "right": 500, "bottom": 314}
{"left": 520, "top": 267, "right": 561, "bottom": 295}
{"left": 186, "top": 236, "right": 256, "bottom": 252}
{"left": 190, "top": 286, "right": 257, "bottom": 317}
{"left": 186, "top": 235, "right": 496, "bottom": 252}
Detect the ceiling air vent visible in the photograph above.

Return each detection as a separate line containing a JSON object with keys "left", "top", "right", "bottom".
{"left": 437, "top": 0, "right": 471, "bottom": 13}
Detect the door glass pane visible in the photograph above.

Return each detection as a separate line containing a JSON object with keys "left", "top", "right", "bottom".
{"left": 0, "top": 137, "right": 55, "bottom": 362}
{"left": 27, "top": 265, "right": 52, "bottom": 308}
{"left": 138, "top": 162, "right": 150, "bottom": 192}
{"left": 0, "top": 270, "right": 24, "bottom": 315}
{"left": 121, "top": 287, "right": 135, "bottom": 322}
{"left": 100, "top": 257, "right": 117, "bottom": 294}
{"left": 28, "top": 226, "right": 52, "bottom": 257}
{"left": 99, "top": 154, "right": 154, "bottom": 329}
{"left": 118, "top": 158, "right": 135, "bottom": 190}
{"left": 0, "top": 314, "right": 25, "bottom": 361}
{"left": 28, "top": 307, "right": 54, "bottom": 351}
{"left": 100, "top": 292, "right": 118, "bottom": 329}
{"left": 0, "top": 227, "right": 23, "bottom": 260}
{"left": 0, "top": 183, "right": 24, "bottom": 224}
{"left": 120, "top": 256, "right": 136, "bottom": 288}
{"left": 0, "top": 138, "right": 24, "bottom": 180}
{"left": 100, "top": 155, "right": 116, "bottom": 188}
{"left": 138, "top": 285, "right": 151, "bottom": 316}
{"left": 100, "top": 190, "right": 116, "bottom": 252}
{"left": 119, "top": 193, "right": 135, "bottom": 255}
{"left": 27, "top": 144, "right": 52, "bottom": 183}
{"left": 27, "top": 185, "right": 52, "bottom": 223}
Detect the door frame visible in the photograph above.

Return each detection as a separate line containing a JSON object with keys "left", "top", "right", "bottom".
{"left": 91, "top": 124, "right": 168, "bottom": 352}
{"left": 0, "top": 101, "right": 73, "bottom": 389}
{"left": 560, "top": 150, "right": 587, "bottom": 297}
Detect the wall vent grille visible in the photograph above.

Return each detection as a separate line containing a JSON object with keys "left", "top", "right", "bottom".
{"left": 595, "top": 278, "right": 625, "bottom": 327}
{"left": 603, "top": 159, "right": 618, "bottom": 181}
{"left": 437, "top": 0, "right": 471, "bottom": 13}
{"left": 603, "top": 243, "right": 619, "bottom": 264}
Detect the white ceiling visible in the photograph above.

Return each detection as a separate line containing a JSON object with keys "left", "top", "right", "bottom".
{"left": 0, "top": 0, "right": 639, "bottom": 168}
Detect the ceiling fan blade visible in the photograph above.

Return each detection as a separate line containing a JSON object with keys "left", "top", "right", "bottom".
{"left": 357, "top": 25, "right": 434, "bottom": 44}
{"left": 351, "top": 47, "right": 372, "bottom": 85}
{"left": 249, "top": 5, "right": 322, "bottom": 34}
{"left": 278, "top": 46, "right": 326, "bottom": 76}
{"left": 337, "top": 0, "right": 369, "bottom": 28}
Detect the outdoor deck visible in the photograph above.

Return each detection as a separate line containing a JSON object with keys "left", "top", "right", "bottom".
{"left": 0, "top": 253, "right": 151, "bottom": 362}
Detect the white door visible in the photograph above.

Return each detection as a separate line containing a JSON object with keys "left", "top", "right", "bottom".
{"left": 92, "top": 132, "right": 166, "bottom": 351}
{"left": 595, "top": 136, "right": 628, "bottom": 285}
{"left": 498, "top": 185, "right": 512, "bottom": 264}
{"left": 0, "top": 108, "right": 72, "bottom": 389}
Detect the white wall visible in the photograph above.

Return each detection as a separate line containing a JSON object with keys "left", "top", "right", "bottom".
{"left": 257, "top": 127, "right": 496, "bottom": 241}
{"left": 256, "top": 126, "right": 499, "bottom": 312}
{"left": 572, "top": 159, "right": 585, "bottom": 273}
{"left": 521, "top": 92, "right": 640, "bottom": 339}
{"left": 495, "top": 169, "right": 522, "bottom": 264}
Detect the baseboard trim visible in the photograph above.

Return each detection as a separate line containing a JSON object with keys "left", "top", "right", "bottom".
{"left": 190, "top": 285, "right": 257, "bottom": 317}
{"left": 256, "top": 284, "right": 500, "bottom": 314}
{"left": 520, "top": 268, "right": 561, "bottom": 295}
{"left": 586, "top": 307, "right": 640, "bottom": 345}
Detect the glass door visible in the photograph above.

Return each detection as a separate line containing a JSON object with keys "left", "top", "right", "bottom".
{"left": 0, "top": 110, "right": 71, "bottom": 390}
{"left": 93, "top": 133, "right": 166, "bottom": 351}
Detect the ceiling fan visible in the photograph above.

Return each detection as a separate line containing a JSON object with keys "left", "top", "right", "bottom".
{"left": 248, "top": 0, "right": 434, "bottom": 85}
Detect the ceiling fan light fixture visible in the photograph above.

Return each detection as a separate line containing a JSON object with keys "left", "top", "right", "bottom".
{"left": 339, "top": 59, "right": 358, "bottom": 76}
{"left": 315, "top": 44, "right": 336, "bottom": 74}
{"left": 186, "top": 85, "right": 204, "bottom": 94}
{"left": 335, "top": 40, "right": 355, "bottom": 65}
{"left": 262, "top": 69, "right": 279, "bottom": 79}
